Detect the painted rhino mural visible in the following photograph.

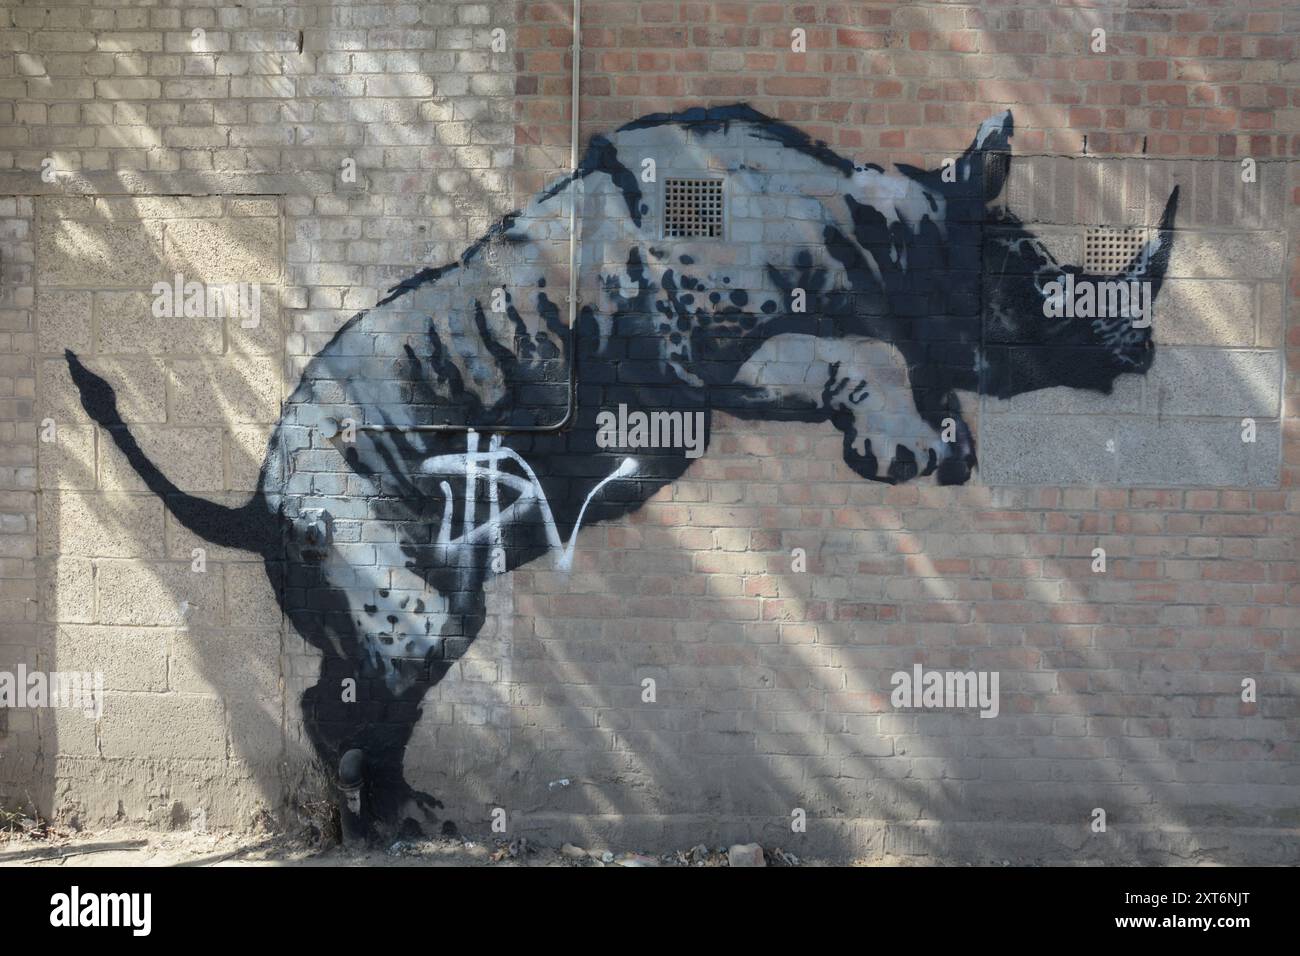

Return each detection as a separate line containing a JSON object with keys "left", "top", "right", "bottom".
{"left": 66, "top": 104, "right": 1178, "bottom": 837}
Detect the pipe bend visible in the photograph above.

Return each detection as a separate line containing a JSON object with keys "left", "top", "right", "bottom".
{"left": 361, "top": 0, "right": 582, "bottom": 437}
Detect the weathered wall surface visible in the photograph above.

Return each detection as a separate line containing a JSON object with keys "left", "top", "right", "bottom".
{"left": 2, "top": 0, "right": 525, "bottom": 830}
{"left": 982, "top": 156, "right": 1285, "bottom": 486}
{"left": 1, "top": 0, "right": 1297, "bottom": 863}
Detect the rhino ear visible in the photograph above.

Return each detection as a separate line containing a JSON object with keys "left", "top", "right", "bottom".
{"left": 973, "top": 110, "right": 1013, "bottom": 152}
{"left": 958, "top": 110, "right": 1013, "bottom": 201}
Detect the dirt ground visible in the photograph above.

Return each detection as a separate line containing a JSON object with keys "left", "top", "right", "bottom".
{"left": 0, "top": 822, "right": 829, "bottom": 867}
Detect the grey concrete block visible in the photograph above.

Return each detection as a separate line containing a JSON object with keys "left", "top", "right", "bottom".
{"left": 981, "top": 375, "right": 1143, "bottom": 416}
{"left": 161, "top": 216, "right": 280, "bottom": 283}
{"left": 1145, "top": 348, "right": 1281, "bottom": 417}
{"left": 95, "top": 559, "right": 225, "bottom": 627}
{"left": 226, "top": 696, "right": 287, "bottom": 771}
{"left": 96, "top": 291, "right": 223, "bottom": 355}
{"left": 37, "top": 214, "right": 164, "bottom": 288}
{"left": 1150, "top": 279, "right": 1255, "bottom": 346}
{"left": 99, "top": 425, "right": 224, "bottom": 493}
{"left": 984, "top": 224, "right": 1081, "bottom": 272}
{"left": 167, "top": 356, "right": 281, "bottom": 425}
{"left": 1116, "top": 419, "right": 1280, "bottom": 487}
{"left": 40, "top": 557, "right": 95, "bottom": 624}
{"left": 49, "top": 705, "right": 99, "bottom": 756}
{"left": 224, "top": 564, "right": 281, "bottom": 628}
{"left": 1257, "top": 283, "right": 1284, "bottom": 347}
{"left": 1253, "top": 160, "right": 1288, "bottom": 229}
{"left": 39, "top": 489, "right": 165, "bottom": 558}
{"left": 169, "top": 626, "right": 281, "bottom": 697}
{"left": 54, "top": 624, "right": 170, "bottom": 692}
{"left": 35, "top": 289, "right": 91, "bottom": 352}
{"left": 40, "top": 356, "right": 167, "bottom": 423}
{"left": 226, "top": 285, "right": 281, "bottom": 355}
{"left": 36, "top": 422, "right": 97, "bottom": 490}
{"left": 98, "top": 693, "right": 226, "bottom": 759}
{"left": 1167, "top": 232, "right": 1284, "bottom": 279}
{"left": 164, "top": 495, "right": 273, "bottom": 563}
{"left": 979, "top": 414, "right": 1118, "bottom": 485}
{"left": 227, "top": 424, "right": 273, "bottom": 492}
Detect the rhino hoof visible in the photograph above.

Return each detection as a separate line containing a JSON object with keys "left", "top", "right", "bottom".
{"left": 936, "top": 458, "right": 972, "bottom": 485}
{"left": 887, "top": 445, "right": 919, "bottom": 483}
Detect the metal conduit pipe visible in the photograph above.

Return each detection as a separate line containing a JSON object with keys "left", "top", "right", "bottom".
{"left": 334, "top": 1, "right": 584, "bottom": 841}
{"left": 355, "top": 0, "right": 582, "bottom": 435}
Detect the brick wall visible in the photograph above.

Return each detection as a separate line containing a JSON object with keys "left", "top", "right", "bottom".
{"left": 1, "top": 0, "right": 1297, "bottom": 862}
{"left": 1, "top": 0, "right": 526, "bottom": 831}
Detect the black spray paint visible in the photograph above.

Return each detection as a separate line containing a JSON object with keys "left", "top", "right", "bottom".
{"left": 66, "top": 105, "right": 1177, "bottom": 838}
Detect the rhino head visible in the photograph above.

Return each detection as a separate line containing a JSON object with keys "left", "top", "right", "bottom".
{"left": 895, "top": 111, "right": 1179, "bottom": 401}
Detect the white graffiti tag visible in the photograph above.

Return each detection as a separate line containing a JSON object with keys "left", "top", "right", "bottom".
{"left": 422, "top": 432, "right": 638, "bottom": 572}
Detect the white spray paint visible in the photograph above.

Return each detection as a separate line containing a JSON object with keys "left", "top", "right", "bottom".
{"left": 422, "top": 432, "right": 638, "bottom": 573}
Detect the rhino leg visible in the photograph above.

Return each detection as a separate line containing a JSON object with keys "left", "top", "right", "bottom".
{"left": 730, "top": 333, "right": 965, "bottom": 484}
{"left": 820, "top": 339, "right": 980, "bottom": 485}
{"left": 908, "top": 381, "right": 978, "bottom": 485}
{"left": 288, "top": 540, "right": 491, "bottom": 840}
{"left": 298, "top": 649, "right": 453, "bottom": 839}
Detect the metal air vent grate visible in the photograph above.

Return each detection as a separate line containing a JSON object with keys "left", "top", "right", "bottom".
{"left": 664, "top": 177, "right": 724, "bottom": 239}
{"left": 1084, "top": 226, "right": 1149, "bottom": 275}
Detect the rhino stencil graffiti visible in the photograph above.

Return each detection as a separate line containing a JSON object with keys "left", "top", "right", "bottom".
{"left": 67, "top": 104, "right": 1178, "bottom": 837}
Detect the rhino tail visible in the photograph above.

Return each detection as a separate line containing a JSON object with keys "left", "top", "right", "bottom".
{"left": 64, "top": 350, "right": 276, "bottom": 557}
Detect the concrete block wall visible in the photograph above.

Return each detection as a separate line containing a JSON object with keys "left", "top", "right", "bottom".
{"left": 0, "top": 193, "right": 38, "bottom": 806}
{"left": 981, "top": 156, "right": 1286, "bottom": 487}
{"left": 2, "top": 0, "right": 526, "bottom": 832}
{"left": 1, "top": 0, "right": 1297, "bottom": 862}
{"left": 32, "top": 194, "right": 284, "bottom": 828}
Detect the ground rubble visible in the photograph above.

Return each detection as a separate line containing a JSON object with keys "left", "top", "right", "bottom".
{"left": 1, "top": 813, "right": 816, "bottom": 867}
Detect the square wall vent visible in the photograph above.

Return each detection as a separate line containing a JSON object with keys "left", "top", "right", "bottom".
{"left": 1083, "top": 226, "right": 1149, "bottom": 275}
{"left": 664, "top": 177, "right": 724, "bottom": 239}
